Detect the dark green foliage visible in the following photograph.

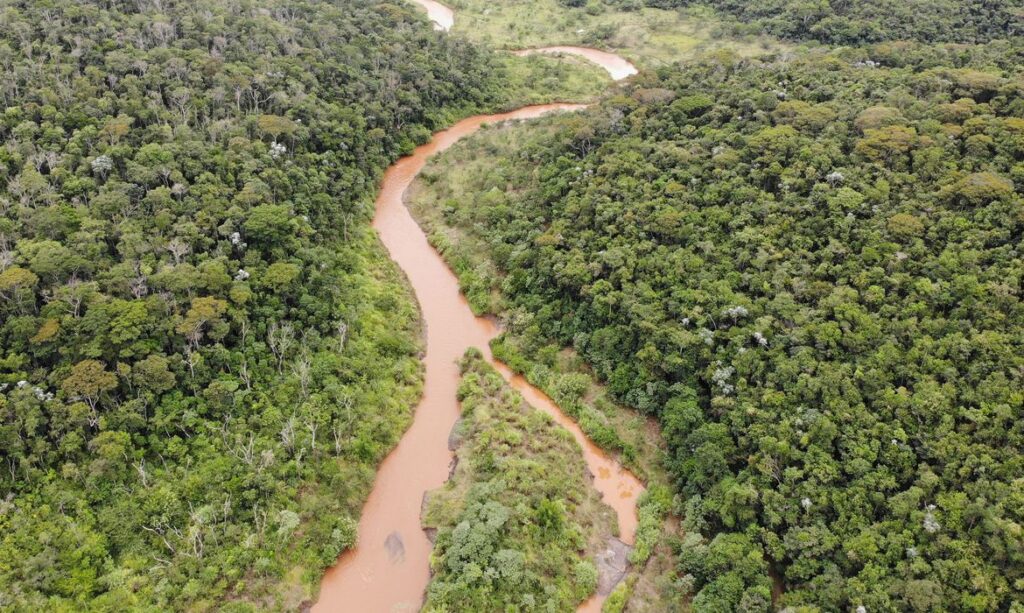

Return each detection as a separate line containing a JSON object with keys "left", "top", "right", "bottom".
{"left": 0, "top": 0, "right": 513, "bottom": 608}
{"left": 668, "top": 0, "right": 1024, "bottom": 45}
{"left": 409, "top": 43, "right": 1024, "bottom": 610}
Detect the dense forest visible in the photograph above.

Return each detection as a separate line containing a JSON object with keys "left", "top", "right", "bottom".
{"left": 409, "top": 41, "right": 1024, "bottom": 611}
{"left": 648, "top": 0, "right": 1024, "bottom": 45}
{"left": 0, "top": 0, "right": 558, "bottom": 608}
{"left": 5, "top": 0, "right": 1024, "bottom": 610}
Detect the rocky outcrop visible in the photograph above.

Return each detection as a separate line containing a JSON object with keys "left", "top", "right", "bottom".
{"left": 447, "top": 417, "right": 463, "bottom": 451}
{"left": 595, "top": 537, "right": 632, "bottom": 596}
{"left": 384, "top": 531, "right": 405, "bottom": 563}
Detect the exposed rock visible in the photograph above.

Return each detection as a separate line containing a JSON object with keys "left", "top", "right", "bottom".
{"left": 595, "top": 537, "right": 632, "bottom": 595}
{"left": 385, "top": 531, "right": 405, "bottom": 563}
{"left": 421, "top": 491, "right": 431, "bottom": 518}
{"left": 421, "top": 492, "right": 438, "bottom": 544}
{"left": 420, "top": 419, "right": 462, "bottom": 548}
{"left": 423, "top": 526, "right": 438, "bottom": 544}
{"left": 447, "top": 417, "right": 463, "bottom": 450}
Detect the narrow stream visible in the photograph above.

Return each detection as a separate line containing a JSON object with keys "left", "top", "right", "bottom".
{"left": 313, "top": 4, "right": 642, "bottom": 612}
{"left": 409, "top": 0, "right": 453, "bottom": 31}
{"left": 409, "top": 0, "right": 638, "bottom": 81}
{"left": 512, "top": 47, "right": 638, "bottom": 80}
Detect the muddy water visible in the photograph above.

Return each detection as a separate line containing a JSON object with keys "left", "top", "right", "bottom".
{"left": 512, "top": 46, "right": 638, "bottom": 80}
{"left": 408, "top": 0, "right": 640, "bottom": 83}
{"left": 409, "top": 0, "right": 454, "bottom": 31}
{"left": 313, "top": 105, "right": 644, "bottom": 612}
{"left": 314, "top": 1, "right": 643, "bottom": 609}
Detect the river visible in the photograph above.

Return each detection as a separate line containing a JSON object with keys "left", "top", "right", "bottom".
{"left": 312, "top": 5, "right": 642, "bottom": 613}
{"left": 409, "top": 0, "right": 454, "bottom": 31}
{"left": 409, "top": 0, "right": 637, "bottom": 81}
{"left": 512, "top": 47, "right": 638, "bottom": 80}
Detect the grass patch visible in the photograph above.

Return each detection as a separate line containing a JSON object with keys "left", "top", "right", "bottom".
{"left": 498, "top": 53, "right": 610, "bottom": 106}
{"left": 446, "top": 0, "right": 790, "bottom": 67}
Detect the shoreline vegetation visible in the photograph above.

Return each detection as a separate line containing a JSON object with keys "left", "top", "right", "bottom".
{"left": 489, "top": 336, "right": 678, "bottom": 611}
{"left": 310, "top": 100, "right": 645, "bottom": 613}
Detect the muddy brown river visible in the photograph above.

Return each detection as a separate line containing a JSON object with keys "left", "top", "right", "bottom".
{"left": 313, "top": 6, "right": 642, "bottom": 613}
{"left": 409, "top": 0, "right": 638, "bottom": 81}
{"left": 409, "top": 0, "right": 453, "bottom": 31}
{"left": 512, "top": 47, "right": 638, "bottom": 80}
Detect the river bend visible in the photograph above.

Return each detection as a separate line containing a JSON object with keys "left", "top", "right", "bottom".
{"left": 313, "top": 5, "right": 642, "bottom": 612}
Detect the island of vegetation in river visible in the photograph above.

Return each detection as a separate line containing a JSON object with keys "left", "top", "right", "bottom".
{"left": 422, "top": 349, "right": 614, "bottom": 611}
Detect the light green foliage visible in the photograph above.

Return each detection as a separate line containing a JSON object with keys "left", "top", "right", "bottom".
{"left": 602, "top": 582, "right": 631, "bottom": 613}
{"left": 492, "top": 337, "right": 633, "bottom": 462}
{"left": 629, "top": 486, "right": 671, "bottom": 565}
{"left": 499, "top": 54, "right": 610, "bottom": 105}
{"left": 447, "top": 0, "right": 787, "bottom": 67}
{"left": 423, "top": 350, "right": 614, "bottom": 611}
